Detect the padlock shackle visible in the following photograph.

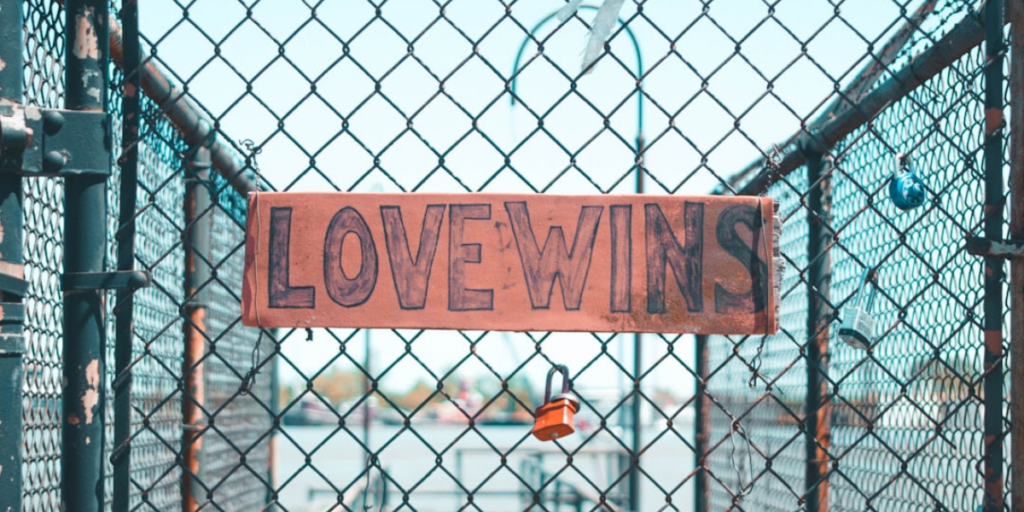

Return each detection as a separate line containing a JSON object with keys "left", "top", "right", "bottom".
{"left": 854, "top": 267, "right": 878, "bottom": 312}
{"left": 893, "top": 152, "right": 910, "bottom": 176}
{"left": 544, "top": 365, "right": 571, "bottom": 402}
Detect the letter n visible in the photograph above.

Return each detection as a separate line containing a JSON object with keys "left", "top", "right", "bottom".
{"left": 645, "top": 202, "right": 703, "bottom": 314}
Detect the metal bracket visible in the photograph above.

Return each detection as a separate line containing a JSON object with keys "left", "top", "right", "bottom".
{"left": 62, "top": 270, "right": 151, "bottom": 292}
{"left": 966, "top": 236, "right": 1024, "bottom": 259}
{"left": 0, "top": 302, "right": 24, "bottom": 355}
{"left": 0, "top": 104, "right": 111, "bottom": 177}
{"left": 0, "top": 272, "right": 27, "bottom": 298}
{"left": 0, "top": 303, "right": 24, "bottom": 326}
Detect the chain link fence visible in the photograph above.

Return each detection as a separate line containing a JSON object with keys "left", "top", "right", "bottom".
{"left": 9, "top": 0, "right": 1017, "bottom": 511}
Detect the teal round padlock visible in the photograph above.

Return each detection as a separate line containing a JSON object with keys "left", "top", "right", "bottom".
{"left": 888, "top": 154, "right": 926, "bottom": 211}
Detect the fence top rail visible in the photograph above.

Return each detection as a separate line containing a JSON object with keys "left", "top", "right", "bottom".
{"left": 729, "top": 0, "right": 992, "bottom": 196}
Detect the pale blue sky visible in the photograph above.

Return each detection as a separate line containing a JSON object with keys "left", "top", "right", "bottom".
{"left": 138, "top": 0, "right": 957, "bottom": 396}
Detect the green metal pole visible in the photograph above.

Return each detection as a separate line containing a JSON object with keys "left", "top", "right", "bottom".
{"left": 63, "top": 0, "right": 111, "bottom": 510}
{"left": 982, "top": 0, "right": 1006, "bottom": 511}
{"left": 0, "top": 0, "right": 25, "bottom": 508}
{"left": 112, "top": 1, "right": 140, "bottom": 511}
{"left": 693, "top": 334, "right": 708, "bottom": 512}
{"left": 803, "top": 147, "right": 832, "bottom": 512}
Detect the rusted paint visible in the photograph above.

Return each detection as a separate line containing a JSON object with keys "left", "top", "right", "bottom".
{"left": 243, "top": 193, "right": 781, "bottom": 334}
{"left": 986, "top": 107, "right": 1004, "bottom": 135}
{"left": 182, "top": 305, "right": 206, "bottom": 512}
{"left": 1009, "top": 3, "right": 1024, "bottom": 509}
{"left": 0, "top": 262, "right": 24, "bottom": 279}
{"left": 984, "top": 329, "right": 1003, "bottom": 357}
{"left": 182, "top": 154, "right": 210, "bottom": 512}
{"left": 82, "top": 359, "right": 99, "bottom": 424}
{"left": 72, "top": 8, "right": 99, "bottom": 60}
{"left": 68, "top": 414, "right": 79, "bottom": 426}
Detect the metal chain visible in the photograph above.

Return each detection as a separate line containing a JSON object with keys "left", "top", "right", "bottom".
{"left": 362, "top": 455, "right": 385, "bottom": 512}
{"left": 747, "top": 143, "right": 782, "bottom": 389}
{"left": 239, "top": 139, "right": 263, "bottom": 396}
{"left": 728, "top": 420, "right": 755, "bottom": 502}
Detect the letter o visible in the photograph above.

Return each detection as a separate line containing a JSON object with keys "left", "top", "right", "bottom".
{"left": 324, "top": 207, "right": 378, "bottom": 307}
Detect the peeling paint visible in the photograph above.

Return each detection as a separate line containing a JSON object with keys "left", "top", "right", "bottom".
{"left": 73, "top": 8, "right": 100, "bottom": 60}
{"left": 82, "top": 359, "right": 99, "bottom": 424}
{"left": 0, "top": 262, "right": 23, "bottom": 280}
{"left": 87, "top": 86, "right": 102, "bottom": 104}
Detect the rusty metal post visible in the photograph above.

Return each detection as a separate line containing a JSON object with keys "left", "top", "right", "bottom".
{"left": 1008, "top": 2, "right": 1024, "bottom": 510}
{"left": 693, "top": 334, "right": 709, "bottom": 512}
{"left": 803, "top": 147, "right": 832, "bottom": 512}
{"left": 62, "top": 0, "right": 111, "bottom": 510}
{"left": 982, "top": 0, "right": 1006, "bottom": 510}
{"left": 0, "top": 0, "right": 25, "bottom": 507}
{"left": 182, "top": 145, "right": 213, "bottom": 512}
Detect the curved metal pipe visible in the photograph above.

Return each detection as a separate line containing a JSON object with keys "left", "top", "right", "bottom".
{"left": 509, "top": 5, "right": 644, "bottom": 148}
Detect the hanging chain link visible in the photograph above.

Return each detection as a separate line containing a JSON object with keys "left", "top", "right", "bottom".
{"left": 239, "top": 139, "right": 264, "bottom": 396}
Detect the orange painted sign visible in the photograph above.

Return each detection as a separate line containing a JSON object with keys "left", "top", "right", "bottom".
{"left": 242, "top": 193, "right": 779, "bottom": 334}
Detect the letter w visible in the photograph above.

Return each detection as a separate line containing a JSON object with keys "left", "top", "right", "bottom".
{"left": 505, "top": 202, "right": 602, "bottom": 310}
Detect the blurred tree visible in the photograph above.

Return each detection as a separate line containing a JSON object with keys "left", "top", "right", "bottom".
{"left": 312, "top": 368, "right": 364, "bottom": 406}
{"left": 393, "top": 380, "right": 435, "bottom": 411}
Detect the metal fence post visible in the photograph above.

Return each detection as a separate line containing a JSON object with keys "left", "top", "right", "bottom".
{"left": 803, "top": 147, "right": 832, "bottom": 512}
{"left": 0, "top": 0, "right": 25, "bottom": 508}
{"left": 629, "top": 332, "right": 641, "bottom": 511}
{"left": 694, "top": 334, "right": 709, "bottom": 512}
{"left": 268, "top": 328, "right": 280, "bottom": 508}
{"left": 183, "top": 145, "right": 213, "bottom": 512}
{"left": 628, "top": 113, "right": 645, "bottom": 512}
{"left": 62, "top": 0, "right": 111, "bottom": 510}
{"left": 1009, "top": 2, "right": 1024, "bottom": 510}
{"left": 112, "top": 1, "right": 140, "bottom": 511}
{"left": 982, "top": 1, "right": 1006, "bottom": 511}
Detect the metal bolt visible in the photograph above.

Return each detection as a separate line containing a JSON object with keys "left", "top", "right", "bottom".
{"left": 42, "top": 110, "right": 65, "bottom": 136}
{"left": 42, "top": 151, "right": 66, "bottom": 174}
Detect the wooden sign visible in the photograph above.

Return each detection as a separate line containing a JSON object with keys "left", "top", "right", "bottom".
{"left": 242, "top": 193, "right": 780, "bottom": 334}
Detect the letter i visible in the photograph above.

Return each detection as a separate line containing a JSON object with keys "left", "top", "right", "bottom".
{"left": 610, "top": 205, "right": 631, "bottom": 312}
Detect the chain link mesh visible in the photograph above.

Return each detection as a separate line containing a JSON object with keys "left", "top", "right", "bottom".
{"left": 15, "top": 0, "right": 1016, "bottom": 510}
{"left": 21, "top": 0, "right": 65, "bottom": 510}
{"left": 706, "top": 2, "right": 1011, "bottom": 511}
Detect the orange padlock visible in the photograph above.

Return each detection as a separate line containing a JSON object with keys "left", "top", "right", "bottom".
{"left": 532, "top": 365, "right": 579, "bottom": 442}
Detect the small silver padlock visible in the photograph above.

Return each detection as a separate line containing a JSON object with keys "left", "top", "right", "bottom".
{"left": 838, "top": 268, "right": 877, "bottom": 351}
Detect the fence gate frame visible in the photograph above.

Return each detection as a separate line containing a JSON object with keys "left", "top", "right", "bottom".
{"left": 0, "top": 1, "right": 1021, "bottom": 512}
